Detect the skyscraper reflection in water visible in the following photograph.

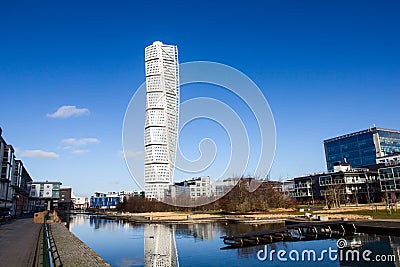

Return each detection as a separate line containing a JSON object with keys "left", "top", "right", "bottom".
{"left": 144, "top": 224, "right": 179, "bottom": 267}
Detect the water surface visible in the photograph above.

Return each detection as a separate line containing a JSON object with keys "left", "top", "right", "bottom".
{"left": 69, "top": 215, "right": 399, "bottom": 267}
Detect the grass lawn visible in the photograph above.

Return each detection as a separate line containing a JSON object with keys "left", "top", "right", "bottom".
{"left": 336, "top": 209, "right": 400, "bottom": 219}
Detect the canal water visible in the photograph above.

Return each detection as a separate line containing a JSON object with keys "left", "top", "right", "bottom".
{"left": 69, "top": 215, "right": 399, "bottom": 267}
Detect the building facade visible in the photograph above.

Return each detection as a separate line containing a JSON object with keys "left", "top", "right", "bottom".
{"left": 1, "top": 142, "right": 15, "bottom": 211}
{"left": 166, "top": 176, "right": 212, "bottom": 201}
{"left": 29, "top": 181, "right": 62, "bottom": 211}
{"left": 324, "top": 127, "right": 400, "bottom": 172}
{"left": 377, "top": 154, "right": 400, "bottom": 166}
{"left": 11, "top": 160, "right": 32, "bottom": 216}
{"left": 1, "top": 128, "right": 33, "bottom": 216}
{"left": 118, "top": 190, "right": 145, "bottom": 201}
{"left": 286, "top": 163, "right": 380, "bottom": 205}
{"left": 189, "top": 176, "right": 211, "bottom": 199}
{"left": 72, "top": 196, "right": 89, "bottom": 210}
{"left": 144, "top": 41, "right": 180, "bottom": 200}
{"left": 90, "top": 192, "right": 120, "bottom": 209}
{"left": 58, "top": 187, "right": 73, "bottom": 211}
{"left": 379, "top": 163, "right": 400, "bottom": 200}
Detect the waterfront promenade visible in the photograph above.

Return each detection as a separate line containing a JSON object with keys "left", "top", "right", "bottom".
{"left": 0, "top": 217, "right": 110, "bottom": 267}
{"left": 0, "top": 217, "right": 41, "bottom": 266}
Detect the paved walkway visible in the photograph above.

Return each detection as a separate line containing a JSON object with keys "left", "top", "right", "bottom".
{"left": 0, "top": 217, "right": 41, "bottom": 266}
{"left": 50, "top": 223, "right": 111, "bottom": 266}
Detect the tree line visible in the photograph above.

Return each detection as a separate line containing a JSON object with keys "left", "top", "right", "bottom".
{"left": 116, "top": 178, "right": 292, "bottom": 213}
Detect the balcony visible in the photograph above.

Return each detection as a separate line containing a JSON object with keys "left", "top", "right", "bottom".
{"left": 295, "top": 183, "right": 311, "bottom": 189}
{"left": 381, "top": 186, "right": 397, "bottom": 191}
{"left": 379, "top": 175, "right": 394, "bottom": 181}
{"left": 344, "top": 179, "right": 367, "bottom": 184}
{"left": 293, "top": 192, "right": 312, "bottom": 197}
{"left": 319, "top": 180, "right": 344, "bottom": 186}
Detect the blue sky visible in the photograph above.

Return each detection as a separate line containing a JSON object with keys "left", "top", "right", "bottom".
{"left": 1, "top": 0, "right": 399, "bottom": 196}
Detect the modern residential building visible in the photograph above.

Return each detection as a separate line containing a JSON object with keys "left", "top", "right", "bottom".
{"left": 290, "top": 175, "right": 319, "bottom": 203}
{"left": 1, "top": 140, "right": 15, "bottom": 211}
{"left": 166, "top": 176, "right": 212, "bottom": 200}
{"left": 89, "top": 191, "right": 144, "bottom": 209}
{"left": 90, "top": 192, "right": 120, "bottom": 209}
{"left": 324, "top": 127, "right": 400, "bottom": 172}
{"left": 379, "top": 163, "right": 400, "bottom": 200}
{"left": 190, "top": 176, "right": 211, "bottom": 199}
{"left": 144, "top": 41, "right": 180, "bottom": 200}
{"left": 281, "top": 179, "right": 294, "bottom": 198}
{"left": 118, "top": 190, "right": 145, "bottom": 201}
{"left": 11, "top": 160, "right": 32, "bottom": 216}
{"left": 377, "top": 154, "right": 400, "bottom": 166}
{"left": 319, "top": 163, "right": 380, "bottom": 205}
{"left": 287, "top": 163, "right": 380, "bottom": 205}
{"left": 58, "top": 187, "right": 73, "bottom": 211}
{"left": 1, "top": 128, "right": 33, "bottom": 216}
{"left": 28, "top": 181, "right": 62, "bottom": 211}
{"left": 72, "top": 196, "right": 89, "bottom": 210}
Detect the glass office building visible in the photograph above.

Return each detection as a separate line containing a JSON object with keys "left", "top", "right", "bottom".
{"left": 324, "top": 127, "right": 400, "bottom": 171}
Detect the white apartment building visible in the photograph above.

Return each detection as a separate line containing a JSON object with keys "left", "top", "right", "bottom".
{"left": 189, "top": 176, "right": 211, "bottom": 199}
{"left": 166, "top": 176, "right": 212, "bottom": 201}
{"left": 144, "top": 41, "right": 180, "bottom": 200}
{"left": 72, "top": 196, "right": 88, "bottom": 210}
{"left": 28, "top": 181, "right": 62, "bottom": 211}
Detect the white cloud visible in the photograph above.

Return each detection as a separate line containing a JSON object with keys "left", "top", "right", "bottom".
{"left": 119, "top": 150, "right": 143, "bottom": 159}
{"left": 18, "top": 150, "right": 59, "bottom": 159}
{"left": 61, "top": 138, "right": 100, "bottom": 146}
{"left": 47, "top": 105, "right": 90, "bottom": 119}
{"left": 71, "top": 149, "right": 89, "bottom": 155}
{"left": 60, "top": 138, "right": 99, "bottom": 155}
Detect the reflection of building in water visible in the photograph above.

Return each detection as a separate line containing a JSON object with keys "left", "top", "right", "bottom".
{"left": 174, "top": 224, "right": 216, "bottom": 240}
{"left": 69, "top": 215, "right": 86, "bottom": 230}
{"left": 389, "top": 236, "right": 400, "bottom": 267}
{"left": 68, "top": 214, "right": 86, "bottom": 231}
{"left": 340, "top": 234, "right": 398, "bottom": 267}
{"left": 144, "top": 224, "right": 179, "bottom": 267}
{"left": 186, "top": 223, "right": 217, "bottom": 240}
{"left": 88, "top": 215, "right": 129, "bottom": 231}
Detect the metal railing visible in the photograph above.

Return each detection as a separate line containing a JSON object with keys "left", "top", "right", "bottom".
{"left": 42, "top": 214, "right": 54, "bottom": 267}
{"left": 42, "top": 213, "right": 62, "bottom": 267}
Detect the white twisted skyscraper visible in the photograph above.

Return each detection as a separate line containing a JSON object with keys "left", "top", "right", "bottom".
{"left": 144, "top": 41, "right": 180, "bottom": 200}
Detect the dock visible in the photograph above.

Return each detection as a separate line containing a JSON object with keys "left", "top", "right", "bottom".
{"left": 222, "top": 218, "right": 400, "bottom": 248}
{"left": 222, "top": 220, "right": 357, "bottom": 248}
{"left": 354, "top": 219, "right": 400, "bottom": 236}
